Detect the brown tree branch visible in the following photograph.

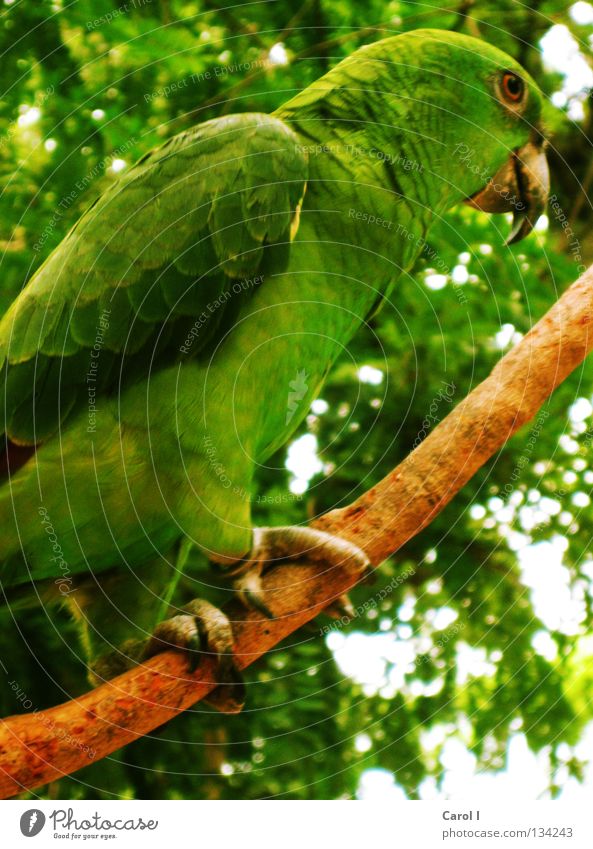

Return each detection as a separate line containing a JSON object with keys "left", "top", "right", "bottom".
{"left": 1, "top": 264, "right": 593, "bottom": 798}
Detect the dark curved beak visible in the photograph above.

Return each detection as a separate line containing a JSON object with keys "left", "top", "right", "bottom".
{"left": 464, "top": 139, "right": 549, "bottom": 245}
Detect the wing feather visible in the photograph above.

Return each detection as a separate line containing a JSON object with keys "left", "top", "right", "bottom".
{"left": 0, "top": 114, "right": 308, "bottom": 443}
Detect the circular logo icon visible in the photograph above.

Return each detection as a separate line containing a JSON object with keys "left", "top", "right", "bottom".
{"left": 20, "top": 810, "right": 46, "bottom": 837}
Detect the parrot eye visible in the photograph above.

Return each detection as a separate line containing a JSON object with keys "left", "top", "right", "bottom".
{"left": 500, "top": 72, "right": 525, "bottom": 104}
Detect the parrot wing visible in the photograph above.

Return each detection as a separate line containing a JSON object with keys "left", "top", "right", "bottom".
{"left": 0, "top": 113, "right": 308, "bottom": 444}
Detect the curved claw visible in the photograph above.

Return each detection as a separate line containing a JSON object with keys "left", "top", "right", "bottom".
{"left": 325, "top": 593, "right": 356, "bottom": 620}
{"left": 186, "top": 633, "right": 203, "bottom": 673}
{"left": 244, "top": 589, "right": 274, "bottom": 619}
{"left": 233, "top": 564, "right": 274, "bottom": 619}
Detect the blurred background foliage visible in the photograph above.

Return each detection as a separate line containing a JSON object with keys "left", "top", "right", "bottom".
{"left": 2, "top": 0, "right": 593, "bottom": 800}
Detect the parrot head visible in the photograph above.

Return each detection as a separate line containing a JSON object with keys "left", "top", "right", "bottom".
{"left": 459, "top": 70, "right": 549, "bottom": 244}
{"left": 399, "top": 29, "right": 549, "bottom": 244}
{"left": 305, "top": 28, "right": 550, "bottom": 245}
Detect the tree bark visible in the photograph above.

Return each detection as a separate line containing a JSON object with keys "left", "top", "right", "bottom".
{"left": 1, "top": 264, "right": 592, "bottom": 799}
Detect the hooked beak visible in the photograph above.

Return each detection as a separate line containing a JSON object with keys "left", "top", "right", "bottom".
{"left": 464, "top": 139, "right": 549, "bottom": 245}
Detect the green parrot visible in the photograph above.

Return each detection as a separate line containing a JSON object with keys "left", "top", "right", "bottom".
{"left": 0, "top": 29, "right": 548, "bottom": 710}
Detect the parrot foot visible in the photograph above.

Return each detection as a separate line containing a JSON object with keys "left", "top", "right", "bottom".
{"left": 231, "top": 525, "right": 372, "bottom": 619}
{"left": 144, "top": 598, "right": 245, "bottom": 713}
